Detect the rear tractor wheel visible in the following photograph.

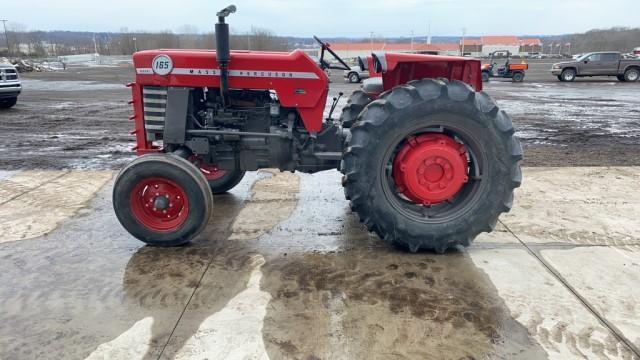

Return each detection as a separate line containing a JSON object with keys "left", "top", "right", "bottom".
{"left": 339, "top": 90, "right": 374, "bottom": 128}
{"left": 113, "top": 154, "right": 213, "bottom": 247}
{"left": 341, "top": 79, "right": 522, "bottom": 253}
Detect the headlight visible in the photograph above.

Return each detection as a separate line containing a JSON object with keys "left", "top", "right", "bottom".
{"left": 552, "top": 65, "right": 561, "bottom": 69}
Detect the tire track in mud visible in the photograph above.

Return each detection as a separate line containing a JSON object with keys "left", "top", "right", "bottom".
{"left": 500, "top": 220, "right": 640, "bottom": 359}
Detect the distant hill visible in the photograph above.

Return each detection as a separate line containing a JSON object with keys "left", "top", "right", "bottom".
{"left": 2, "top": 27, "right": 638, "bottom": 57}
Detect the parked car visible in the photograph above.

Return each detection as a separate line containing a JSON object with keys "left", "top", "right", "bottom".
{"left": 0, "top": 63, "right": 21, "bottom": 109}
{"left": 343, "top": 65, "right": 370, "bottom": 83}
{"left": 551, "top": 52, "right": 640, "bottom": 82}
{"left": 634, "top": 47, "right": 640, "bottom": 56}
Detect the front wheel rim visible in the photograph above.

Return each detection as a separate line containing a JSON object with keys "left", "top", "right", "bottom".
{"left": 130, "top": 177, "right": 189, "bottom": 232}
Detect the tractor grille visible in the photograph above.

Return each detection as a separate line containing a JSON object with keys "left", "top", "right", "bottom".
{"left": 142, "top": 86, "right": 167, "bottom": 141}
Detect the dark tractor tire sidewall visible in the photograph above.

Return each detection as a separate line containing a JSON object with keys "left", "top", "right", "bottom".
{"left": 339, "top": 90, "right": 374, "bottom": 128}
{"left": 113, "top": 154, "right": 213, "bottom": 247}
{"left": 209, "top": 169, "right": 246, "bottom": 194}
{"left": 349, "top": 72, "right": 360, "bottom": 83}
{"left": 482, "top": 72, "right": 490, "bottom": 82}
{"left": 342, "top": 79, "right": 521, "bottom": 252}
{"left": 0, "top": 97, "right": 17, "bottom": 109}
{"left": 624, "top": 68, "right": 639, "bottom": 82}
{"left": 562, "top": 69, "right": 576, "bottom": 82}
{"left": 512, "top": 72, "right": 524, "bottom": 82}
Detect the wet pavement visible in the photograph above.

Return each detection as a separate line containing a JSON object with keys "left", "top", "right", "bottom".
{"left": 0, "top": 167, "right": 638, "bottom": 360}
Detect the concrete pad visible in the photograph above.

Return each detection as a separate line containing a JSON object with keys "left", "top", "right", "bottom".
{"left": 0, "top": 170, "right": 67, "bottom": 204}
{"left": 228, "top": 170, "right": 299, "bottom": 241}
{"left": 0, "top": 181, "right": 225, "bottom": 359}
{"left": 542, "top": 246, "right": 640, "bottom": 351}
{"left": 502, "top": 167, "right": 640, "bottom": 246}
{"left": 473, "top": 221, "right": 521, "bottom": 245}
{"left": 159, "top": 170, "right": 547, "bottom": 360}
{"left": 470, "top": 247, "right": 637, "bottom": 359}
{"left": 0, "top": 170, "right": 113, "bottom": 243}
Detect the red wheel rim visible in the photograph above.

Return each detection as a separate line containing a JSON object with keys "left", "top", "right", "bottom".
{"left": 189, "top": 156, "right": 226, "bottom": 181}
{"left": 130, "top": 177, "right": 189, "bottom": 232}
{"left": 393, "top": 133, "right": 469, "bottom": 205}
{"left": 198, "top": 163, "right": 226, "bottom": 181}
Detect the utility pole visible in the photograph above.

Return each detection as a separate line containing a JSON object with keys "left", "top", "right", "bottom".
{"left": 460, "top": 27, "right": 466, "bottom": 56}
{"left": 1, "top": 20, "right": 9, "bottom": 56}
{"left": 426, "top": 23, "right": 431, "bottom": 45}
{"left": 370, "top": 31, "right": 374, "bottom": 52}
{"left": 410, "top": 30, "right": 414, "bottom": 52}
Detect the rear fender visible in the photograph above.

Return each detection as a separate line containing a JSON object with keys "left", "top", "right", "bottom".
{"left": 366, "top": 52, "right": 482, "bottom": 93}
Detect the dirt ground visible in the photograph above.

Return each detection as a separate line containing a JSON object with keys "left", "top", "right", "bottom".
{"left": 0, "top": 61, "right": 638, "bottom": 169}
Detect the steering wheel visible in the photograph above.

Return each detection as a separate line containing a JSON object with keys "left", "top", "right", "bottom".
{"left": 313, "top": 36, "right": 351, "bottom": 71}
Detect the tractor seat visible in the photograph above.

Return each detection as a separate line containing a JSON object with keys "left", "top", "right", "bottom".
{"left": 362, "top": 77, "right": 383, "bottom": 95}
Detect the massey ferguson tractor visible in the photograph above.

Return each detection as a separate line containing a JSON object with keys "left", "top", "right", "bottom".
{"left": 112, "top": 5, "right": 522, "bottom": 253}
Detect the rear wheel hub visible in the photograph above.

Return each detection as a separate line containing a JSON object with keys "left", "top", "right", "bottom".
{"left": 393, "top": 133, "right": 469, "bottom": 205}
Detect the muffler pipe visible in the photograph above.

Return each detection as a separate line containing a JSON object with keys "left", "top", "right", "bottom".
{"left": 215, "top": 5, "right": 236, "bottom": 108}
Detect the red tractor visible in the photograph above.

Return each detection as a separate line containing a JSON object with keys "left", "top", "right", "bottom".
{"left": 112, "top": 5, "right": 522, "bottom": 253}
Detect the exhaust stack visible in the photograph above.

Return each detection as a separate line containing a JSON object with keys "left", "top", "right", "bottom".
{"left": 215, "top": 5, "right": 236, "bottom": 108}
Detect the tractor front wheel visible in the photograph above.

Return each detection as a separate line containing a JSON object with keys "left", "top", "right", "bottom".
{"left": 189, "top": 155, "right": 246, "bottom": 194}
{"left": 482, "top": 72, "right": 490, "bottom": 83}
{"left": 113, "top": 154, "right": 213, "bottom": 246}
{"left": 341, "top": 79, "right": 522, "bottom": 253}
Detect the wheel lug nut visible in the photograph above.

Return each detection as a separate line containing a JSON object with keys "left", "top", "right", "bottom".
{"left": 162, "top": 210, "right": 167, "bottom": 214}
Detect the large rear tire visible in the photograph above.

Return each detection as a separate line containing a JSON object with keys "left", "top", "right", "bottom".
{"left": 113, "top": 154, "right": 213, "bottom": 247}
{"left": 341, "top": 79, "right": 522, "bottom": 253}
{"left": 0, "top": 97, "right": 17, "bottom": 109}
{"left": 339, "top": 90, "right": 374, "bottom": 128}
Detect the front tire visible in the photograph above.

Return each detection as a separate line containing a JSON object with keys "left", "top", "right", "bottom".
{"left": 624, "top": 68, "right": 639, "bottom": 82}
{"left": 482, "top": 72, "right": 490, "bottom": 83}
{"left": 113, "top": 154, "right": 213, "bottom": 247}
{"left": 0, "top": 97, "right": 17, "bottom": 109}
{"left": 561, "top": 69, "right": 576, "bottom": 82}
{"left": 341, "top": 79, "right": 522, "bottom": 253}
{"left": 348, "top": 72, "right": 360, "bottom": 83}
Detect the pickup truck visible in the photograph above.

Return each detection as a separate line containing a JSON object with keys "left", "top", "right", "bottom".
{"left": 551, "top": 52, "right": 640, "bottom": 82}
{"left": 343, "top": 65, "right": 370, "bottom": 83}
{"left": 0, "top": 63, "right": 21, "bottom": 109}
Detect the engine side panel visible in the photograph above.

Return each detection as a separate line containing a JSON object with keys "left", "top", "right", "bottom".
{"left": 132, "top": 49, "right": 329, "bottom": 132}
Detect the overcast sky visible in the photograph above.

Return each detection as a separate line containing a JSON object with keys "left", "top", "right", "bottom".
{"left": 2, "top": 0, "right": 637, "bottom": 37}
